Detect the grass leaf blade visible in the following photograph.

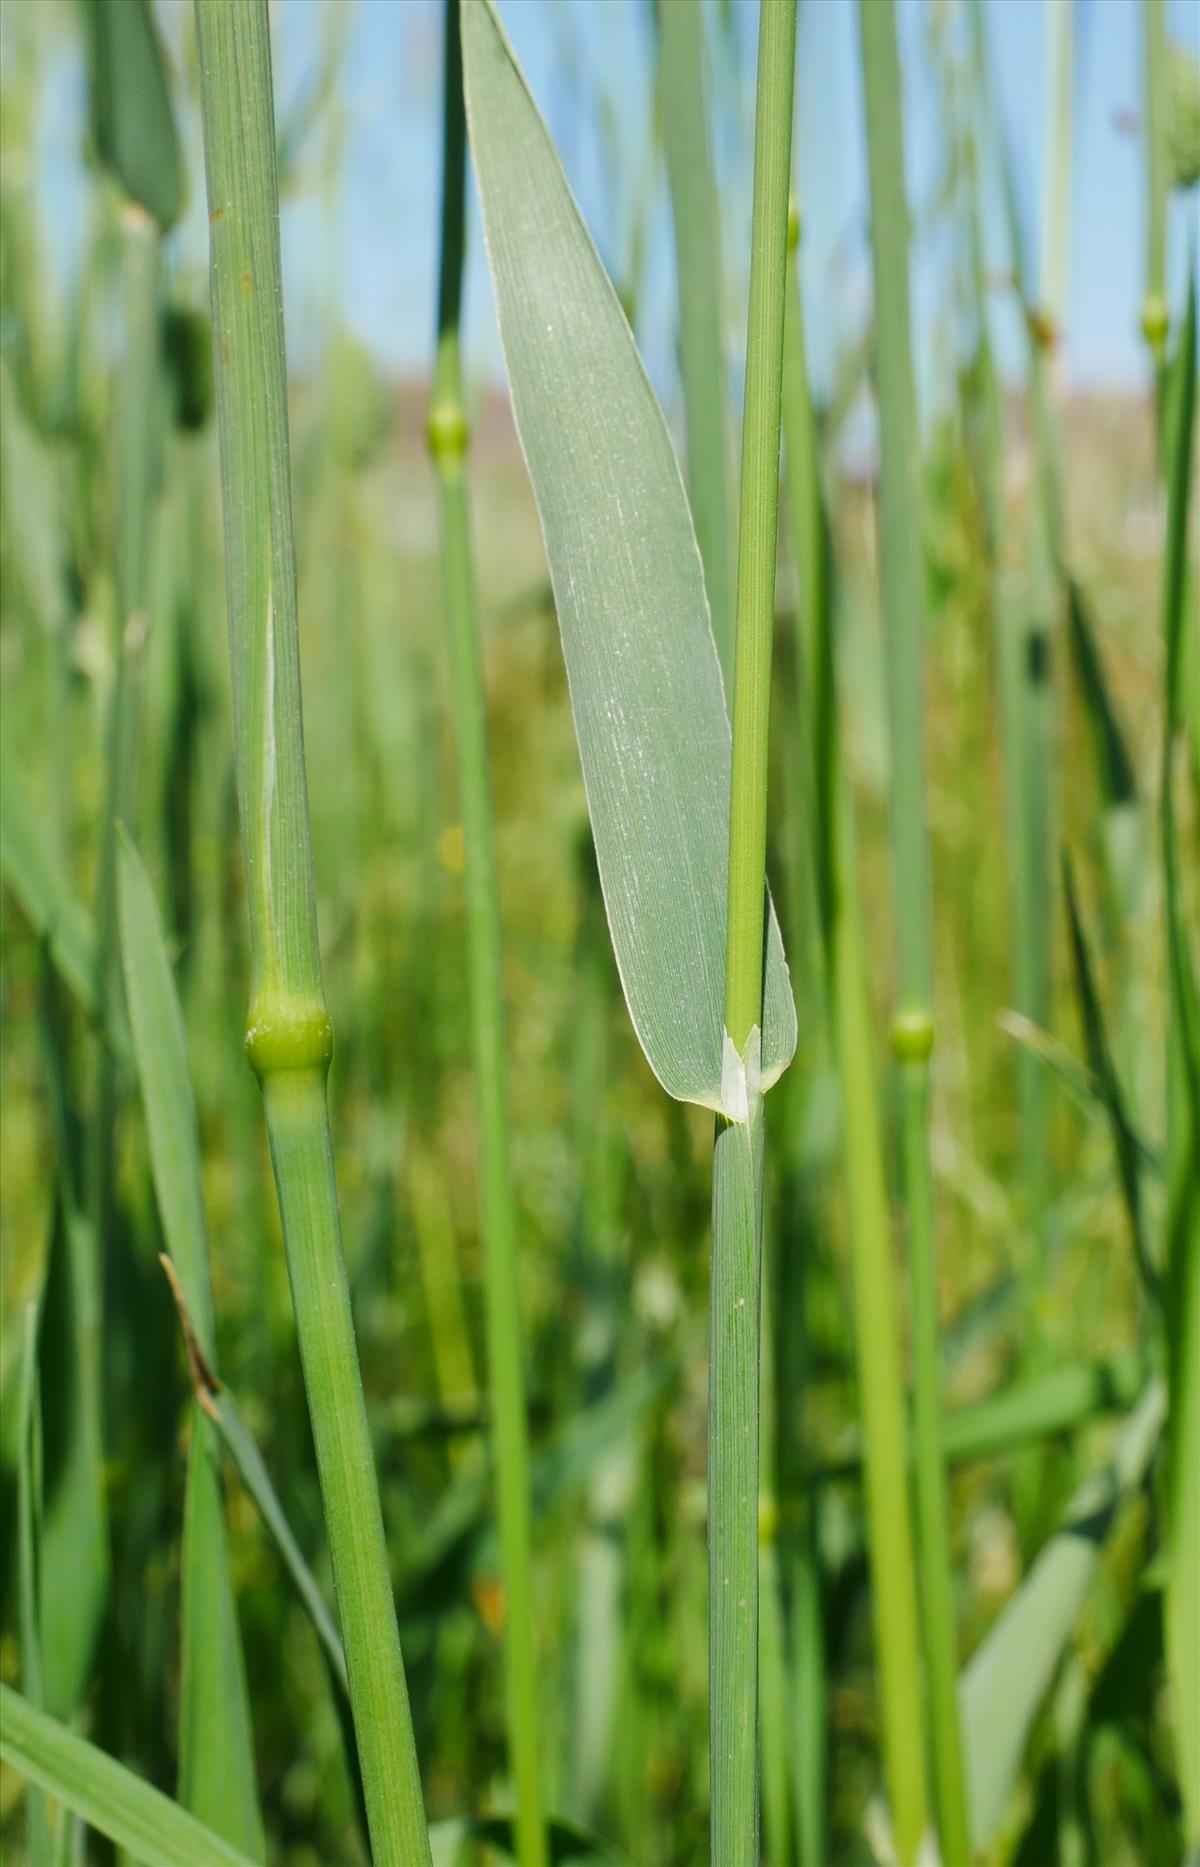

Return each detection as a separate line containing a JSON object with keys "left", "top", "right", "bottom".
{"left": 0, "top": 1685, "right": 260, "bottom": 1867}
{"left": 461, "top": 0, "right": 796, "bottom": 1116}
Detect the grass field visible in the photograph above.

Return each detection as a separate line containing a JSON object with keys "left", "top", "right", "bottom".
{"left": 0, "top": 1, "right": 1197, "bottom": 1864}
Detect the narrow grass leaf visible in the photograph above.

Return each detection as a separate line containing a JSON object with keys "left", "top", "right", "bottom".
{"left": 960, "top": 1379, "right": 1166, "bottom": 1847}
{"left": 17, "top": 1302, "right": 52, "bottom": 1866}
{"left": 0, "top": 1685, "right": 259, "bottom": 1867}
{"left": 819, "top": 1349, "right": 1146, "bottom": 1478}
{"left": 998, "top": 1012, "right": 1162, "bottom": 1173}
{"left": 1061, "top": 857, "right": 1156, "bottom": 1295}
{"left": 37, "top": 1196, "right": 109, "bottom": 1720}
{"left": 115, "top": 831, "right": 264, "bottom": 1856}
{"left": 116, "top": 829, "right": 215, "bottom": 1352}
{"left": 462, "top": 0, "right": 796, "bottom": 1116}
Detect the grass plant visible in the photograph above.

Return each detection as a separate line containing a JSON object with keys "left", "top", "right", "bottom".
{"left": 429, "top": 3, "right": 545, "bottom": 1857}
{"left": 193, "top": 4, "right": 429, "bottom": 1859}
{"left": 858, "top": 2, "right": 968, "bottom": 1858}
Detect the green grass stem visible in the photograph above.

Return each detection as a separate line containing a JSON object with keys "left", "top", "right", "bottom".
{"left": 1160, "top": 279, "right": 1199, "bottom": 1845}
{"left": 194, "top": 6, "right": 429, "bottom": 1861}
{"left": 1143, "top": 0, "right": 1170, "bottom": 368}
{"left": 859, "top": 2, "right": 968, "bottom": 1858}
{"left": 781, "top": 185, "right": 929, "bottom": 1867}
{"left": 712, "top": 8, "right": 795, "bottom": 1864}
{"left": 430, "top": 6, "right": 545, "bottom": 1861}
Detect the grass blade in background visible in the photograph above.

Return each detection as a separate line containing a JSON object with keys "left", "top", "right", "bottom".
{"left": 780, "top": 173, "right": 928, "bottom": 1864}
{"left": 194, "top": 5, "right": 430, "bottom": 1860}
{"left": 967, "top": 0, "right": 1058, "bottom": 1254}
{"left": 859, "top": 1, "right": 967, "bottom": 1858}
{"left": 462, "top": 0, "right": 797, "bottom": 1123}
{"left": 1061, "top": 857, "right": 1155, "bottom": 1296}
{"left": 86, "top": 0, "right": 183, "bottom": 232}
{"left": 1160, "top": 276, "right": 1199, "bottom": 1847}
{"left": 16, "top": 1302, "right": 53, "bottom": 1864}
{"left": 429, "top": 4, "right": 545, "bottom": 1858}
{"left": 116, "top": 829, "right": 264, "bottom": 1858}
{"left": 659, "top": 0, "right": 735, "bottom": 679}
{"left": 0, "top": 736, "right": 101, "bottom": 1029}
{"left": 0, "top": 1686, "right": 259, "bottom": 1867}
{"left": 1142, "top": 0, "right": 1170, "bottom": 372}
{"left": 960, "top": 1380, "right": 1166, "bottom": 1848}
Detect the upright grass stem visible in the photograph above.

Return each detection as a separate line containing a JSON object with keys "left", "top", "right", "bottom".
{"left": 859, "top": 4, "right": 968, "bottom": 1858}
{"left": 711, "top": 8, "right": 795, "bottom": 1865}
{"left": 659, "top": 0, "right": 735, "bottom": 680}
{"left": 782, "top": 156, "right": 930, "bottom": 1867}
{"left": 194, "top": 7, "right": 429, "bottom": 1861}
{"left": 429, "top": 7, "right": 545, "bottom": 1863}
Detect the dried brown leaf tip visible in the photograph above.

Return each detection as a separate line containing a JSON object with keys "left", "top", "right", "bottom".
{"left": 158, "top": 1253, "right": 222, "bottom": 1421}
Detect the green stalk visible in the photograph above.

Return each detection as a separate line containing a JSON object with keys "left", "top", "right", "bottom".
{"left": 712, "top": 8, "right": 795, "bottom": 1865}
{"left": 781, "top": 177, "right": 929, "bottom": 1867}
{"left": 1161, "top": 281, "right": 1199, "bottom": 1847}
{"left": 778, "top": 202, "right": 829, "bottom": 1867}
{"left": 429, "top": 6, "right": 545, "bottom": 1862}
{"left": 659, "top": 0, "right": 735, "bottom": 679}
{"left": 858, "top": 5, "right": 968, "bottom": 1859}
{"left": 967, "top": 0, "right": 1056, "bottom": 1260}
{"left": 758, "top": 1210, "right": 793, "bottom": 1867}
{"left": 1143, "top": 0, "right": 1170, "bottom": 370}
{"left": 193, "top": 7, "right": 429, "bottom": 1862}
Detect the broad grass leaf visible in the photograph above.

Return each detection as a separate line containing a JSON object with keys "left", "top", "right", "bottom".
{"left": 0, "top": 1686, "right": 259, "bottom": 1867}
{"left": 960, "top": 1380, "right": 1165, "bottom": 1847}
{"left": 462, "top": 0, "right": 796, "bottom": 1114}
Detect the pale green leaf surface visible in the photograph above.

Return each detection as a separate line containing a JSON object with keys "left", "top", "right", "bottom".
{"left": 960, "top": 1379, "right": 1165, "bottom": 1847}
{"left": 462, "top": 0, "right": 796, "bottom": 1114}
{"left": 0, "top": 1685, "right": 258, "bottom": 1867}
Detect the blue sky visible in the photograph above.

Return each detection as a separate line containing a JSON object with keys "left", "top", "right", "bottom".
{"left": 27, "top": 0, "right": 1200, "bottom": 411}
